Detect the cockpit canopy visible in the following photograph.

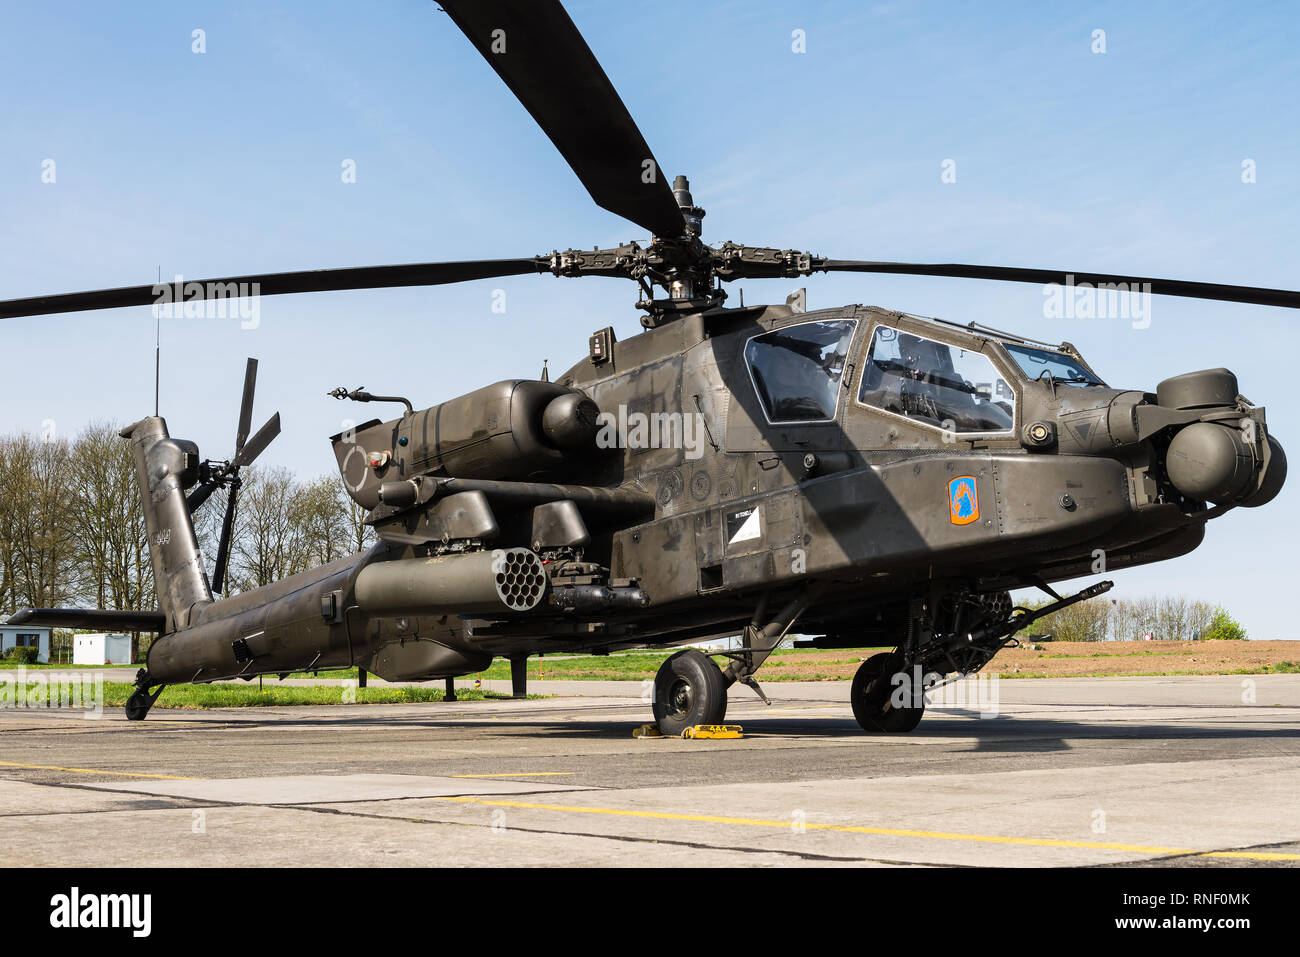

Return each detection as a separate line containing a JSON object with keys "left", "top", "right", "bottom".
{"left": 744, "top": 319, "right": 856, "bottom": 423}
{"left": 739, "top": 314, "right": 1105, "bottom": 439}
{"left": 859, "top": 326, "right": 1015, "bottom": 433}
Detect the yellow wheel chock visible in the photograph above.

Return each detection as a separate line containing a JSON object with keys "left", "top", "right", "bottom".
{"left": 680, "top": 724, "right": 743, "bottom": 739}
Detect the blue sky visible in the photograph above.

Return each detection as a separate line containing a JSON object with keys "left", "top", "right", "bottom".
{"left": 1, "top": 1, "right": 1297, "bottom": 636}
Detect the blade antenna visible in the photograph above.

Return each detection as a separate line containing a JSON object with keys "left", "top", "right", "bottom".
{"left": 154, "top": 266, "right": 161, "bottom": 416}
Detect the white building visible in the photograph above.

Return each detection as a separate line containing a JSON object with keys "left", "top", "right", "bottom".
{"left": 0, "top": 623, "right": 51, "bottom": 663}
{"left": 72, "top": 633, "right": 133, "bottom": 666}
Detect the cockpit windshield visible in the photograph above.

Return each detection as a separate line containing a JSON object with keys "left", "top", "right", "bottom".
{"left": 1002, "top": 344, "right": 1106, "bottom": 387}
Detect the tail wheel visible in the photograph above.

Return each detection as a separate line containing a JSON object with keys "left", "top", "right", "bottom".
{"left": 851, "top": 652, "right": 924, "bottom": 733}
{"left": 653, "top": 649, "right": 727, "bottom": 736}
{"left": 125, "top": 683, "right": 164, "bottom": 721}
{"left": 125, "top": 689, "right": 153, "bottom": 721}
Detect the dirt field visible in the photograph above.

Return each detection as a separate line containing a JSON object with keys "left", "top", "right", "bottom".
{"left": 759, "top": 640, "right": 1300, "bottom": 680}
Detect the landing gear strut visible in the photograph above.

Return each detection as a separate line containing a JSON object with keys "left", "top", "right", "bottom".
{"left": 509, "top": 655, "right": 528, "bottom": 698}
{"left": 125, "top": 670, "right": 165, "bottom": 721}
{"left": 848, "top": 580, "right": 1115, "bottom": 734}
{"left": 650, "top": 586, "right": 825, "bottom": 735}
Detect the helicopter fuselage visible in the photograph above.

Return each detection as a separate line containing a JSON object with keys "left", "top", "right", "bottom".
{"left": 140, "top": 301, "right": 1280, "bottom": 687}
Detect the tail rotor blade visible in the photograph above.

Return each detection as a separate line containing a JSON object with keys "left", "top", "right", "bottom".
{"left": 236, "top": 358, "right": 258, "bottom": 452}
{"left": 232, "top": 413, "right": 280, "bottom": 470}
{"left": 186, "top": 481, "right": 221, "bottom": 514}
{"left": 211, "top": 486, "right": 239, "bottom": 595}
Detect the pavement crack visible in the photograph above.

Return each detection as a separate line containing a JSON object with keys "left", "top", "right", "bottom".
{"left": 285, "top": 802, "right": 931, "bottom": 865}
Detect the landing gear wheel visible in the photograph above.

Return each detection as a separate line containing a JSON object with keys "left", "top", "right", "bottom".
{"left": 125, "top": 685, "right": 163, "bottom": 721}
{"left": 653, "top": 650, "right": 727, "bottom": 736}
{"left": 851, "top": 652, "right": 924, "bottom": 733}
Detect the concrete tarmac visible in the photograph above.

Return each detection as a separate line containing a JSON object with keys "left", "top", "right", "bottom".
{"left": 1, "top": 675, "right": 1297, "bottom": 867}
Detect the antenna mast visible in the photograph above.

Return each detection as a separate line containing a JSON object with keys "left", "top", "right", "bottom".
{"left": 154, "top": 266, "right": 161, "bottom": 416}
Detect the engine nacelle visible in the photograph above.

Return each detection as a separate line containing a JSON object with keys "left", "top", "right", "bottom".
{"left": 331, "top": 379, "right": 602, "bottom": 509}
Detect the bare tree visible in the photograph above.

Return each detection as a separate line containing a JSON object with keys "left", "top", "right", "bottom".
{"left": 226, "top": 466, "right": 316, "bottom": 590}
{"left": 0, "top": 432, "right": 74, "bottom": 609}
{"left": 1187, "top": 600, "right": 1215, "bottom": 640}
{"left": 66, "top": 422, "right": 153, "bottom": 610}
{"left": 0, "top": 437, "right": 16, "bottom": 612}
{"left": 344, "top": 487, "right": 376, "bottom": 553}
{"left": 1157, "top": 595, "right": 1190, "bottom": 641}
{"left": 1049, "top": 597, "right": 1111, "bottom": 641}
{"left": 298, "top": 476, "right": 351, "bottom": 566}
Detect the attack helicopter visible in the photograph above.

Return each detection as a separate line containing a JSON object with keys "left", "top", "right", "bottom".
{"left": 4, "top": 0, "right": 1294, "bottom": 734}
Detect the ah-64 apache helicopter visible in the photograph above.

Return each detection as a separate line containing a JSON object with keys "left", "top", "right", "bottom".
{"left": 4, "top": 1, "right": 1293, "bottom": 734}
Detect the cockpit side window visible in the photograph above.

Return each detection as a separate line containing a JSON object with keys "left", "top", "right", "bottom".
{"left": 857, "top": 326, "right": 1015, "bottom": 433}
{"left": 744, "top": 319, "right": 857, "bottom": 423}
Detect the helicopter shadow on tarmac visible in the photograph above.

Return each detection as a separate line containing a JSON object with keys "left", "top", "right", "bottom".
{"left": 148, "top": 705, "right": 1300, "bottom": 756}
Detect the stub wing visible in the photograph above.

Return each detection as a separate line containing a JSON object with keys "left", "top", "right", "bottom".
{"left": 5, "top": 607, "right": 167, "bottom": 632}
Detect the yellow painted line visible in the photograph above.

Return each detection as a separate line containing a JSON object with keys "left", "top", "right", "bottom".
{"left": 0, "top": 760, "right": 195, "bottom": 780}
{"left": 1200, "top": 850, "right": 1300, "bottom": 861}
{"left": 451, "top": 772, "right": 575, "bottom": 778}
{"left": 435, "top": 796, "right": 1300, "bottom": 861}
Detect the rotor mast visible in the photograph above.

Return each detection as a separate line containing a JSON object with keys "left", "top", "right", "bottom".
{"left": 666, "top": 175, "right": 706, "bottom": 303}
{"left": 633, "top": 174, "right": 722, "bottom": 325}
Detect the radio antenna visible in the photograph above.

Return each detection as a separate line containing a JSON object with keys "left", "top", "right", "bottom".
{"left": 154, "top": 266, "right": 161, "bottom": 416}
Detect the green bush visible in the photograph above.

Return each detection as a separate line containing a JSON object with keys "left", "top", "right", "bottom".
{"left": 1202, "top": 608, "right": 1247, "bottom": 641}
{"left": 2, "top": 646, "right": 40, "bottom": 664}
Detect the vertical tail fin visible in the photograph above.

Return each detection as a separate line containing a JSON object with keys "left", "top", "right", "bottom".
{"left": 120, "top": 417, "right": 213, "bottom": 632}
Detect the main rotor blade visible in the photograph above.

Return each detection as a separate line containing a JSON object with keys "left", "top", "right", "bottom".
{"left": 236, "top": 358, "right": 258, "bottom": 453}
{"left": 232, "top": 413, "right": 280, "bottom": 471}
{"left": 0, "top": 258, "right": 547, "bottom": 319}
{"left": 817, "top": 261, "right": 1300, "bottom": 310}
{"left": 440, "top": 0, "right": 685, "bottom": 239}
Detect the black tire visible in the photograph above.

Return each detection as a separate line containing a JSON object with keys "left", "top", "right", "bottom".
{"left": 125, "top": 689, "right": 152, "bottom": 721}
{"left": 653, "top": 650, "right": 727, "bottom": 736}
{"left": 850, "top": 652, "right": 925, "bottom": 733}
